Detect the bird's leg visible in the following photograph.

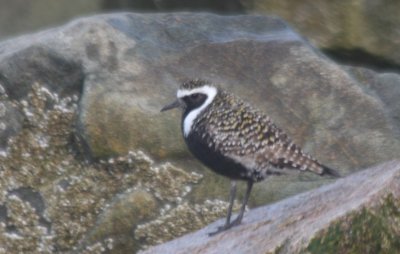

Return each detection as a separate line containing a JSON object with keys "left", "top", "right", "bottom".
{"left": 209, "top": 180, "right": 237, "bottom": 236}
{"left": 230, "top": 180, "right": 253, "bottom": 226}
{"left": 225, "top": 180, "right": 237, "bottom": 226}
{"left": 209, "top": 180, "right": 254, "bottom": 236}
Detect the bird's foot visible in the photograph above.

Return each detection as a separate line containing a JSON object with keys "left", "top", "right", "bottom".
{"left": 208, "top": 218, "right": 242, "bottom": 236}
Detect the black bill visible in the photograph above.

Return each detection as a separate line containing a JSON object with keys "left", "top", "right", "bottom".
{"left": 161, "top": 99, "right": 181, "bottom": 112}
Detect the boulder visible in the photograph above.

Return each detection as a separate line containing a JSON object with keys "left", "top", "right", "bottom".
{"left": 141, "top": 161, "right": 400, "bottom": 254}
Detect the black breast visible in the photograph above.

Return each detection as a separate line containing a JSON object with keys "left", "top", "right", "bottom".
{"left": 184, "top": 131, "right": 251, "bottom": 181}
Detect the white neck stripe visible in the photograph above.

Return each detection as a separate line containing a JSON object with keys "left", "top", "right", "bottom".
{"left": 177, "top": 85, "right": 217, "bottom": 137}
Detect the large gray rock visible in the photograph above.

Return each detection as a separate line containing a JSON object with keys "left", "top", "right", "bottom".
{"left": 66, "top": 13, "right": 400, "bottom": 207}
{"left": 141, "top": 161, "right": 400, "bottom": 254}
{"left": 0, "top": 12, "right": 400, "bottom": 253}
{"left": 72, "top": 13, "right": 400, "bottom": 172}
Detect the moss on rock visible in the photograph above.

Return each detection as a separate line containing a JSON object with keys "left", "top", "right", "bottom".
{"left": 306, "top": 194, "right": 400, "bottom": 254}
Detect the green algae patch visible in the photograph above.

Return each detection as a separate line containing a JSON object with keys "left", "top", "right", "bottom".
{"left": 306, "top": 194, "right": 400, "bottom": 254}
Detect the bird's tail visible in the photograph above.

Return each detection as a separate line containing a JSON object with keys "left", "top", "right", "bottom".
{"left": 296, "top": 154, "right": 341, "bottom": 178}
{"left": 271, "top": 141, "right": 341, "bottom": 177}
{"left": 280, "top": 147, "right": 341, "bottom": 177}
{"left": 320, "top": 165, "right": 341, "bottom": 178}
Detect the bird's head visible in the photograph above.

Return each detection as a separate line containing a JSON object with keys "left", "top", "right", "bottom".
{"left": 161, "top": 79, "right": 218, "bottom": 113}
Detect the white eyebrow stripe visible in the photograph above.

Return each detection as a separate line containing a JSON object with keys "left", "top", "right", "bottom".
{"left": 178, "top": 85, "right": 217, "bottom": 137}
{"left": 177, "top": 85, "right": 215, "bottom": 98}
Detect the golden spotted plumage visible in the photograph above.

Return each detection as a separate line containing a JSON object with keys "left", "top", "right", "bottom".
{"left": 187, "top": 84, "right": 332, "bottom": 181}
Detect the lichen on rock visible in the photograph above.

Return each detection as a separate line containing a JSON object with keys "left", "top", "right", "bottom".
{"left": 0, "top": 194, "right": 53, "bottom": 253}
{"left": 0, "top": 82, "right": 79, "bottom": 253}
{"left": 0, "top": 81, "right": 217, "bottom": 253}
{"left": 79, "top": 151, "right": 204, "bottom": 253}
{"left": 135, "top": 199, "right": 240, "bottom": 249}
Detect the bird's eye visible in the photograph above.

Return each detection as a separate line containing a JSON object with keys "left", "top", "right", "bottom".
{"left": 190, "top": 94, "right": 200, "bottom": 100}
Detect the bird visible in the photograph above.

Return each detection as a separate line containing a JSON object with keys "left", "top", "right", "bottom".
{"left": 161, "top": 79, "right": 340, "bottom": 236}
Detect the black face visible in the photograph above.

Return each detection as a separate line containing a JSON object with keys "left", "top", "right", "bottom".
{"left": 182, "top": 93, "right": 207, "bottom": 111}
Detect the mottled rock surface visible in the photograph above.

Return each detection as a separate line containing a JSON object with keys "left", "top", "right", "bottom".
{"left": 0, "top": 12, "right": 399, "bottom": 253}
{"left": 142, "top": 161, "right": 400, "bottom": 254}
